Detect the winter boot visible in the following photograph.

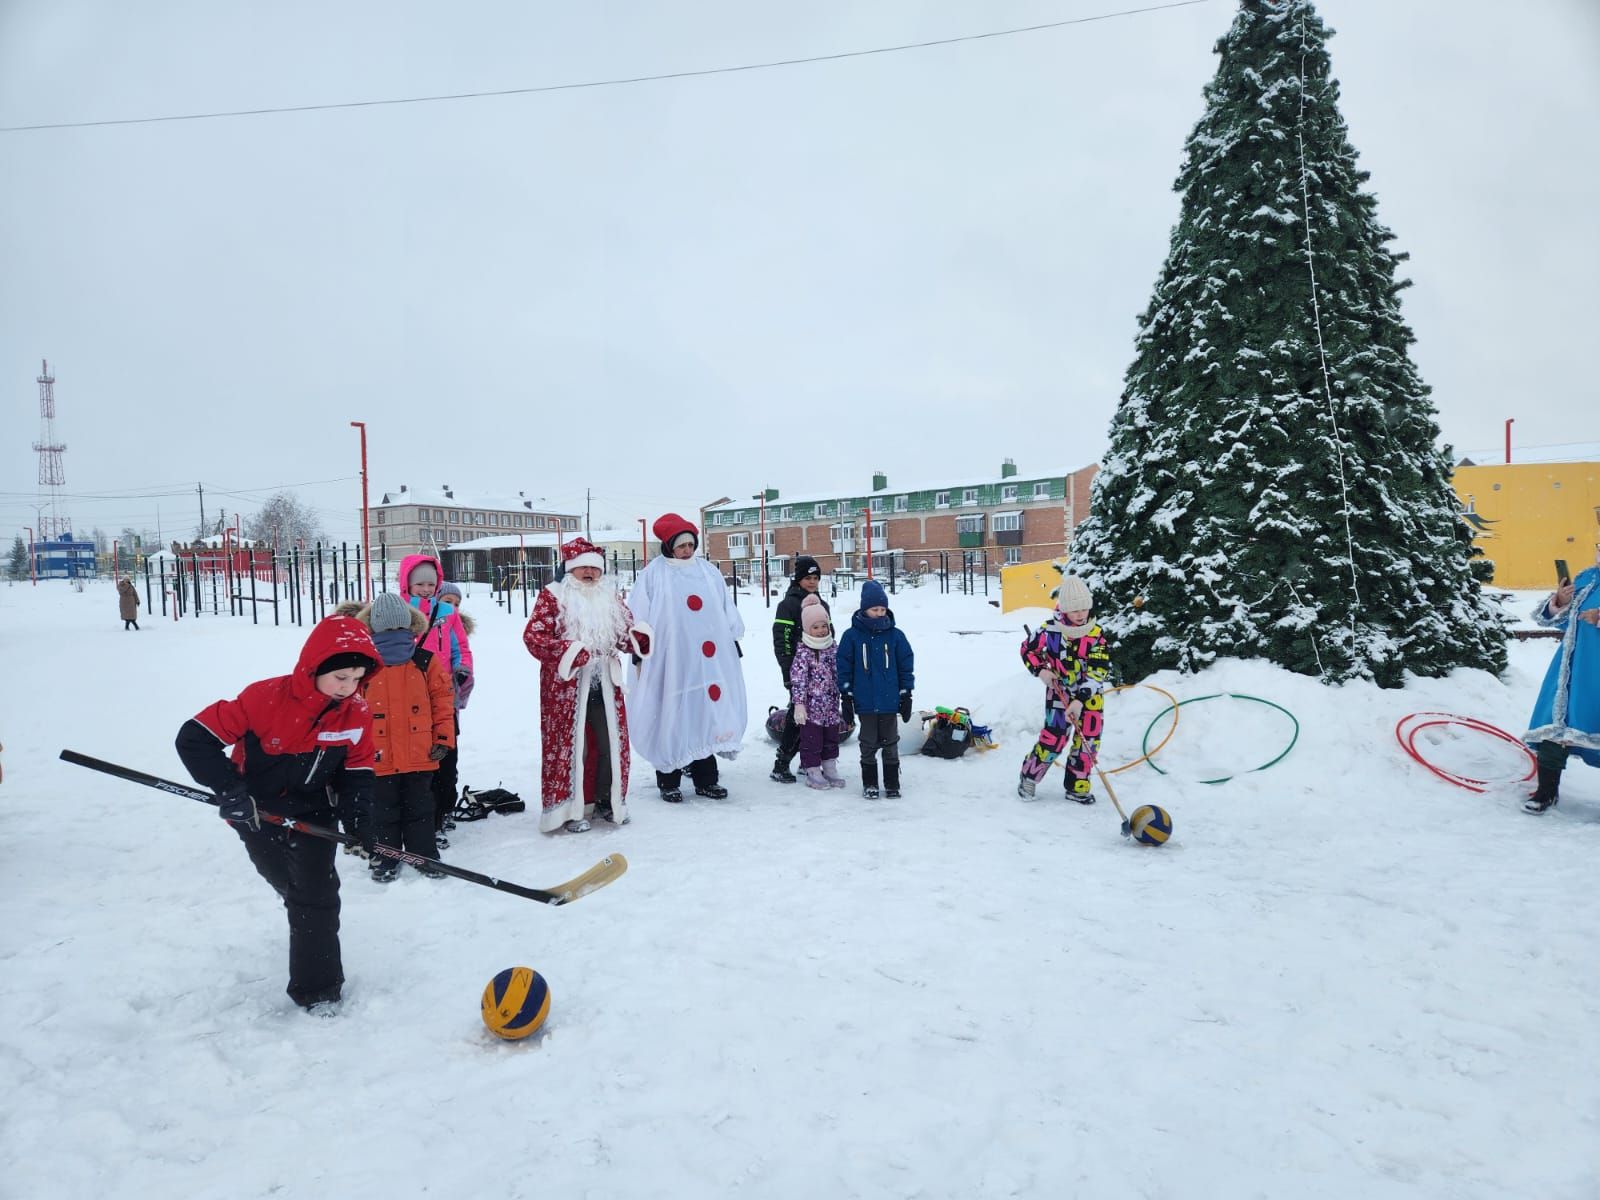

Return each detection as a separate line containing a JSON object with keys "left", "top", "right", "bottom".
{"left": 564, "top": 818, "right": 593, "bottom": 833}
{"left": 820, "top": 759, "right": 846, "bottom": 789}
{"left": 1017, "top": 776, "right": 1038, "bottom": 801}
{"left": 660, "top": 787, "right": 684, "bottom": 803}
{"left": 803, "top": 767, "right": 832, "bottom": 791}
{"left": 694, "top": 784, "right": 730, "bottom": 799}
{"left": 415, "top": 859, "right": 447, "bottom": 879}
{"left": 1066, "top": 787, "right": 1097, "bottom": 805}
{"left": 1523, "top": 763, "right": 1562, "bottom": 815}
{"left": 861, "top": 762, "right": 880, "bottom": 800}
{"left": 883, "top": 763, "right": 901, "bottom": 799}
{"left": 770, "top": 756, "right": 797, "bottom": 784}
{"left": 434, "top": 831, "right": 450, "bottom": 849}
{"left": 370, "top": 861, "right": 399, "bottom": 884}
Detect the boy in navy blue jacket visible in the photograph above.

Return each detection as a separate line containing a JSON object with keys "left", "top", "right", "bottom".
{"left": 836, "top": 580, "right": 915, "bottom": 798}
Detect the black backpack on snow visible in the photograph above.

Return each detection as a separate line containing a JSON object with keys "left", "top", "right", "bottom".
{"left": 919, "top": 708, "right": 975, "bottom": 759}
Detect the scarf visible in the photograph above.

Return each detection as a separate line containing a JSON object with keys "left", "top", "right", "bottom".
{"left": 802, "top": 631, "right": 835, "bottom": 650}
{"left": 373, "top": 628, "right": 416, "bottom": 667}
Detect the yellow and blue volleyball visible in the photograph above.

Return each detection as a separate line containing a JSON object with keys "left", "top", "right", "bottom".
{"left": 481, "top": 967, "right": 551, "bottom": 1040}
{"left": 1128, "top": 805, "right": 1173, "bottom": 846}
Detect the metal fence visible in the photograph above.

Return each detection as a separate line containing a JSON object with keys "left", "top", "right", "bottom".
{"left": 139, "top": 542, "right": 390, "bottom": 627}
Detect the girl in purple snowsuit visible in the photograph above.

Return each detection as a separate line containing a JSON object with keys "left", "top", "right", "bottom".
{"left": 790, "top": 596, "right": 846, "bottom": 790}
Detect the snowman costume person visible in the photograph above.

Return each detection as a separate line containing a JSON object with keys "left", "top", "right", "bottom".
{"left": 626, "top": 514, "right": 748, "bottom": 802}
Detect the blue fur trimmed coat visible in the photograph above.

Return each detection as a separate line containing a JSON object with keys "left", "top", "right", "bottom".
{"left": 1526, "top": 566, "right": 1600, "bottom": 767}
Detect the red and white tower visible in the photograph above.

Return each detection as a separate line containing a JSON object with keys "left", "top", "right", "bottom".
{"left": 33, "top": 359, "right": 71, "bottom": 539}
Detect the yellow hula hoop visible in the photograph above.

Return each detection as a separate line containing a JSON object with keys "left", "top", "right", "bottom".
{"left": 1102, "top": 682, "right": 1180, "bottom": 775}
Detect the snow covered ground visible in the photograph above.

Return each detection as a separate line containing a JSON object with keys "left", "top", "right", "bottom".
{"left": 1, "top": 576, "right": 1595, "bottom": 1198}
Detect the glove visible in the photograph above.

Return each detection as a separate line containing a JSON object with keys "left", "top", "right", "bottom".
{"left": 428, "top": 743, "right": 450, "bottom": 762}
{"left": 899, "top": 691, "right": 913, "bottom": 723}
{"left": 840, "top": 695, "right": 855, "bottom": 726}
{"left": 452, "top": 669, "right": 470, "bottom": 688}
{"left": 215, "top": 780, "right": 259, "bottom": 831}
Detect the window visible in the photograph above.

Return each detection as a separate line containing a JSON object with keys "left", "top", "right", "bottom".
{"left": 449, "top": 511, "right": 459, "bottom": 524}
{"left": 894, "top": 495, "right": 907, "bottom": 512}
{"left": 779, "top": 506, "right": 791, "bottom": 521}
{"left": 1033, "top": 482, "right": 1050, "bottom": 499}
{"left": 865, "top": 521, "right": 886, "bottom": 543}
{"left": 1005, "top": 548, "right": 1022, "bottom": 565}
{"left": 962, "top": 488, "right": 978, "bottom": 506}
{"left": 935, "top": 491, "right": 950, "bottom": 508}
{"left": 474, "top": 513, "right": 485, "bottom": 526}
{"left": 1001, "top": 485, "right": 1017, "bottom": 503}
{"left": 566, "top": 519, "right": 577, "bottom": 530}
{"left": 956, "top": 515, "right": 985, "bottom": 534}
{"left": 437, "top": 509, "right": 447, "bottom": 521}
{"left": 814, "top": 503, "right": 832, "bottom": 519}
{"left": 376, "top": 511, "right": 386, "bottom": 525}
{"left": 729, "top": 533, "right": 749, "bottom": 549}
{"left": 993, "top": 512, "right": 1022, "bottom": 533}
{"left": 869, "top": 497, "right": 884, "bottom": 514}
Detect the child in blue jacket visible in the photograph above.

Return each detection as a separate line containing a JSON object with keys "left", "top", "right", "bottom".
{"left": 836, "top": 579, "right": 915, "bottom": 798}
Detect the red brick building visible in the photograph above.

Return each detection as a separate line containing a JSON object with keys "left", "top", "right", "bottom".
{"left": 700, "top": 459, "right": 1097, "bottom": 581}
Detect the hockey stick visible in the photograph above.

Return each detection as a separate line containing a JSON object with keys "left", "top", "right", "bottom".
{"left": 1041, "top": 678, "right": 1133, "bottom": 836}
{"left": 59, "top": 749, "right": 626, "bottom": 906}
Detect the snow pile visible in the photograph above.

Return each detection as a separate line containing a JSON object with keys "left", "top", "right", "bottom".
{"left": 0, "top": 578, "right": 1594, "bottom": 1198}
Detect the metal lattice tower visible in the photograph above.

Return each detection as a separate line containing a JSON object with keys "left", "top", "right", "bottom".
{"left": 33, "top": 359, "right": 71, "bottom": 539}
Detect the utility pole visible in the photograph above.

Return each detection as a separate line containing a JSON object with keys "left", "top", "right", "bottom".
{"left": 585, "top": 488, "right": 592, "bottom": 541}
{"left": 349, "top": 420, "right": 371, "bottom": 602}
{"left": 197, "top": 482, "right": 206, "bottom": 540}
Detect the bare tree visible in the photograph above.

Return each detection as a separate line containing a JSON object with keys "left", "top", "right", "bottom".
{"left": 244, "top": 492, "right": 325, "bottom": 550}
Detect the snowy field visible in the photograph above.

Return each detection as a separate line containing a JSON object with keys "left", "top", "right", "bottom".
{"left": 1, "top": 576, "right": 1595, "bottom": 1199}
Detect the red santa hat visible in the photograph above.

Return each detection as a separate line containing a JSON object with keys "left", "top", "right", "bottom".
{"left": 652, "top": 512, "right": 699, "bottom": 554}
{"left": 560, "top": 537, "right": 606, "bottom": 573}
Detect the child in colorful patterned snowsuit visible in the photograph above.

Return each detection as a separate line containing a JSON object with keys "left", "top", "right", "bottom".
{"left": 1018, "top": 576, "right": 1112, "bottom": 802}
{"left": 790, "top": 595, "right": 846, "bottom": 790}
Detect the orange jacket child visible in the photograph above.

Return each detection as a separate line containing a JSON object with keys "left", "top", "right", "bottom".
{"left": 343, "top": 593, "right": 455, "bottom": 881}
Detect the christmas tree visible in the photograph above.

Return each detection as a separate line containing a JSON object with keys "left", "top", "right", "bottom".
{"left": 1070, "top": 0, "right": 1505, "bottom": 687}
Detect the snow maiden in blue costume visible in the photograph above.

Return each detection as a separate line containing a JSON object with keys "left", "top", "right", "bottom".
{"left": 1523, "top": 557, "right": 1600, "bottom": 814}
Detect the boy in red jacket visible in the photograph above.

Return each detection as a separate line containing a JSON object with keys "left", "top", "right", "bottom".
{"left": 175, "top": 615, "right": 379, "bottom": 1014}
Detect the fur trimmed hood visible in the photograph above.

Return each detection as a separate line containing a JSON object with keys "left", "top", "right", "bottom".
{"left": 335, "top": 599, "right": 428, "bottom": 637}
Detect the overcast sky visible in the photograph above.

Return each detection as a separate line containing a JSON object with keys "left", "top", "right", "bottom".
{"left": 2, "top": 0, "right": 1595, "bottom": 544}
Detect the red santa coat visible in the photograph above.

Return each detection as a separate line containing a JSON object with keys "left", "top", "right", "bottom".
{"left": 522, "top": 580, "right": 652, "bottom": 831}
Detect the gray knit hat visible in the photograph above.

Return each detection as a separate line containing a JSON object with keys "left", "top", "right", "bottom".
{"left": 370, "top": 591, "right": 413, "bottom": 632}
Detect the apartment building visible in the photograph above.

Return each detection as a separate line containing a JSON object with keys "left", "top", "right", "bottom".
{"left": 373, "top": 484, "right": 582, "bottom": 562}
{"left": 701, "top": 459, "right": 1097, "bottom": 580}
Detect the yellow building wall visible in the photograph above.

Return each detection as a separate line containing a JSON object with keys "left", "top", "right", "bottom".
{"left": 1451, "top": 462, "right": 1600, "bottom": 588}
{"left": 1001, "top": 558, "right": 1066, "bottom": 612}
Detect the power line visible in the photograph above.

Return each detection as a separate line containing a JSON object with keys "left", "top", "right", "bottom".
{"left": 0, "top": 0, "right": 1213, "bottom": 134}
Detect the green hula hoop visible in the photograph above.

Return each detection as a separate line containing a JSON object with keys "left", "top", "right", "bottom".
{"left": 1140, "top": 692, "right": 1300, "bottom": 785}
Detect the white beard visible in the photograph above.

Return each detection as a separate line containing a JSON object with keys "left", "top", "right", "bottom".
{"left": 559, "top": 576, "right": 626, "bottom": 653}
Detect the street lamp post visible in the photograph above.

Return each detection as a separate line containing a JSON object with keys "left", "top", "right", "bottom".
{"left": 350, "top": 420, "right": 371, "bottom": 603}
{"left": 753, "top": 490, "right": 769, "bottom": 607}
{"left": 638, "top": 518, "right": 648, "bottom": 565}
{"left": 24, "top": 526, "right": 35, "bottom": 586}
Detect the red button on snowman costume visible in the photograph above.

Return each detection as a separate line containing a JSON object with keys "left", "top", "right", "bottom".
{"left": 626, "top": 514, "right": 748, "bottom": 772}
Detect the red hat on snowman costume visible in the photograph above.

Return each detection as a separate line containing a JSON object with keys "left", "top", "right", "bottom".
{"left": 560, "top": 537, "right": 606, "bottom": 573}
{"left": 652, "top": 512, "right": 698, "bottom": 555}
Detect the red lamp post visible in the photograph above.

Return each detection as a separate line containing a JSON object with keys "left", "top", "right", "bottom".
{"left": 1504, "top": 417, "right": 1514, "bottom": 465}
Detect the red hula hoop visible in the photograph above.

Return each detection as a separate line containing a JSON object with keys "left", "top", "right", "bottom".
{"left": 1394, "top": 711, "right": 1537, "bottom": 793}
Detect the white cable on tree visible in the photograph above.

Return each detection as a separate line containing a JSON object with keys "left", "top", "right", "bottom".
{"left": 1295, "top": 16, "right": 1362, "bottom": 654}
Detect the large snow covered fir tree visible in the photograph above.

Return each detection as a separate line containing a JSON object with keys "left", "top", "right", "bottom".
{"left": 1070, "top": 0, "right": 1505, "bottom": 687}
